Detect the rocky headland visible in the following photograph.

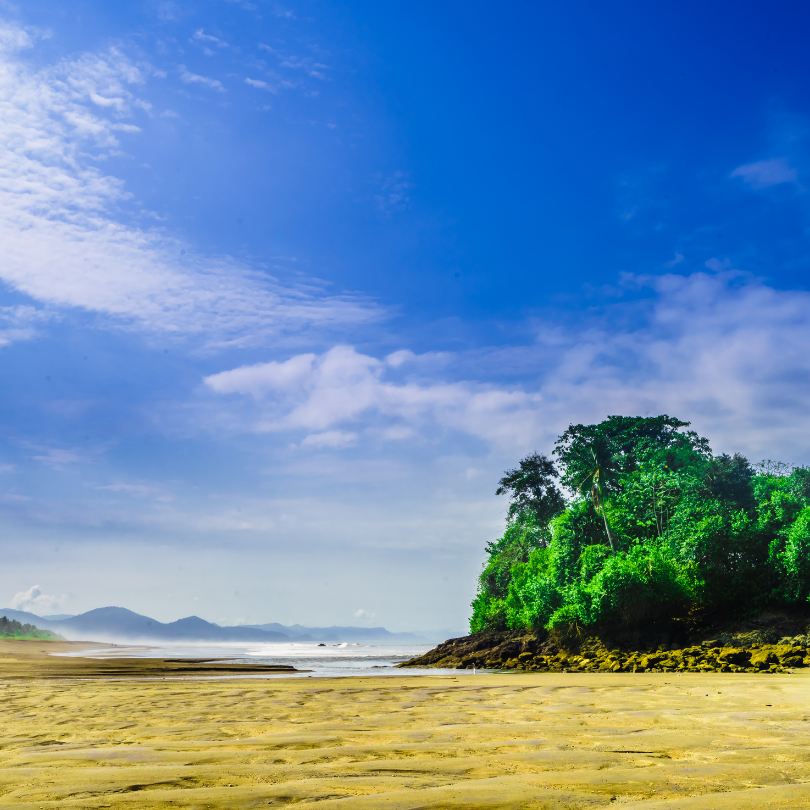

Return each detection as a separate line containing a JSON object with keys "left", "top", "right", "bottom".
{"left": 400, "top": 611, "right": 810, "bottom": 674}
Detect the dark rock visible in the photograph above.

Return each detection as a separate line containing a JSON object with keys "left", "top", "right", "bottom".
{"left": 398, "top": 611, "right": 810, "bottom": 674}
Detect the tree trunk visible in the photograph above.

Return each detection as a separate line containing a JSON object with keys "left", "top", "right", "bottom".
{"left": 600, "top": 507, "right": 615, "bottom": 553}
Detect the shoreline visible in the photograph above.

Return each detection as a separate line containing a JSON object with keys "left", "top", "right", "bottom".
{"left": 0, "top": 639, "right": 306, "bottom": 680}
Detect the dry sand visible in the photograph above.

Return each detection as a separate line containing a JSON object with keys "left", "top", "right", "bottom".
{"left": 1, "top": 641, "right": 810, "bottom": 808}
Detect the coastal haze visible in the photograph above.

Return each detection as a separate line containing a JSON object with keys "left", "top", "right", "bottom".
{"left": 0, "top": 606, "right": 448, "bottom": 676}
{"left": 0, "top": 606, "right": 451, "bottom": 644}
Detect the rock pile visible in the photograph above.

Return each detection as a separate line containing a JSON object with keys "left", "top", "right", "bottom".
{"left": 400, "top": 628, "right": 810, "bottom": 674}
{"left": 485, "top": 642, "right": 806, "bottom": 673}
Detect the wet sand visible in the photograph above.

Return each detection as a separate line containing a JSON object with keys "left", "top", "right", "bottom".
{"left": 0, "top": 640, "right": 301, "bottom": 679}
{"left": 1, "top": 641, "right": 810, "bottom": 808}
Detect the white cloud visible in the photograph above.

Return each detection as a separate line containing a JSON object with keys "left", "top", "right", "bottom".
{"left": 257, "top": 42, "right": 328, "bottom": 81}
{"left": 385, "top": 349, "right": 414, "bottom": 367}
{"left": 301, "top": 430, "right": 358, "bottom": 448}
{"left": 10, "top": 584, "right": 61, "bottom": 613}
{"left": 730, "top": 157, "right": 798, "bottom": 189}
{"left": 206, "top": 353, "right": 318, "bottom": 397}
{"left": 375, "top": 171, "right": 413, "bottom": 214}
{"left": 178, "top": 65, "right": 224, "bottom": 91}
{"left": 192, "top": 29, "right": 228, "bottom": 48}
{"left": 0, "top": 306, "right": 54, "bottom": 347}
{"left": 156, "top": 2, "right": 180, "bottom": 21}
{"left": 97, "top": 483, "right": 151, "bottom": 496}
{"left": 31, "top": 447, "right": 83, "bottom": 467}
{"left": 96, "top": 483, "right": 173, "bottom": 501}
{"left": 704, "top": 257, "right": 731, "bottom": 273}
{"left": 0, "top": 23, "right": 381, "bottom": 350}
{"left": 245, "top": 78, "right": 271, "bottom": 90}
{"left": 205, "top": 345, "right": 544, "bottom": 448}
{"left": 531, "top": 270, "right": 810, "bottom": 460}
{"left": 204, "top": 271, "right": 810, "bottom": 463}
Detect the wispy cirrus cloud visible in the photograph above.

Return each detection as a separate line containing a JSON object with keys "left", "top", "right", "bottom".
{"left": 29, "top": 447, "right": 84, "bottom": 467}
{"left": 0, "top": 23, "right": 381, "bottom": 351}
{"left": 191, "top": 29, "right": 228, "bottom": 48}
{"left": 96, "top": 482, "right": 174, "bottom": 502}
{"left": 178, "top": 65, "right": 224, "bottom": 90}
{"left": 245, "top": 77, "right": 271, "bottom": 90}
{"left": 257, "top": 42, "right": 329, "bottom": 80}
{"left": 0, "top": 306, "right": 55, "bottom": 347}
{"left": 730, "top": 157, "right": 799, "bottom": 189}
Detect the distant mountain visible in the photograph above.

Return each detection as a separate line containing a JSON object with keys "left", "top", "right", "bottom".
{"left": 246, "top": 623, "right": 428, "bottom": 642}
{"left": 0, "top": 607, "right": 289, "bottom": 643}
{"left": 0, "top": 607, "right": 434, "bottom": 645}
{"left": 0, "top": 608, "right": 55, "bottom": 626}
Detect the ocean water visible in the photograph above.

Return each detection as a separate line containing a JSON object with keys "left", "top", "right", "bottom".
{"left": 54, "top": 640, "right": 467, "bottom": 678}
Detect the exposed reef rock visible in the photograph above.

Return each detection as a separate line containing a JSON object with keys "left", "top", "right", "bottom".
{"left": 399, "top": 612, "right": 810, "bottom": 674}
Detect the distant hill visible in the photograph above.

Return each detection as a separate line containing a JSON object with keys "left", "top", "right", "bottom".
{"left": 0, "top": 607, "right": 288, "bottom": 643}
{"left": 246, "top": 623, "right": 427, "bottom": 642}
{"left": 0, "top": 608, "right": 62, "bottom": 626}
{"left": 0, "top": 607, "right": 434, "bottom": 644}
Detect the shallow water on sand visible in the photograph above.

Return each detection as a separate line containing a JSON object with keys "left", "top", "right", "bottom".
{"left": 54, "top": 640, "right": 462, "bottom": 677}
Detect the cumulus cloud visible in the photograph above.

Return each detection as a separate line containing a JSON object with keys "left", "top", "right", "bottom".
{"left": 730, "top": 157, "right": 799, "bottom": 189}
{"left": 528, "top": 269, "right": 810, "bottom": 460}
{"left": 10, "top": 585, "right": 61, "bottom": 613}
{"left": 204, "top": 345, "right": 544, "bottom": 448}
{"left": 204, "top": 271, "right": 810, "bottom": 462}
{"left": 0, "top": 23, "right": 380, "bottom": 350}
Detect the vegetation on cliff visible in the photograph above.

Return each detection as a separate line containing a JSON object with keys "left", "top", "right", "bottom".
{"left": 471, "top": 415, "right": 810, "bottom": 635}
{"left": 0, "top": 616, "right": 64, "bottom": 641}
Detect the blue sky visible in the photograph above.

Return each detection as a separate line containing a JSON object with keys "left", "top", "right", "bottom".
{"left": 1, "top": 0, "right": 810, "bottom": 630}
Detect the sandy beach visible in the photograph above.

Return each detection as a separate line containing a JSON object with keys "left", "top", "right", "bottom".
{"left": 0, "top": 641, "right": 809, "bottom": 808}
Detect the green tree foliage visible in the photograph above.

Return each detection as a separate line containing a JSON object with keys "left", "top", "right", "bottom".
{"left": 495, "top": 452, "right": 565, "bottom": 527}
{"left": 571, "top": 436, "right": 620, "bottom": 552}
{"left": 471, "top": 415, "right": 810, "bottom": 634}
{"left": 0, "top": 616, "right": 63, "bottom": 640}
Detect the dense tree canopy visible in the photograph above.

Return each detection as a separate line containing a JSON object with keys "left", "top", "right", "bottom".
{"left": 470, "top": 415, "right": 810, "bottom": 634}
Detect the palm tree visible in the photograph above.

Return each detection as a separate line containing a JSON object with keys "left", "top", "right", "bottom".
{"left": 576, "top": 437, "right": 618, "bottom": 552}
